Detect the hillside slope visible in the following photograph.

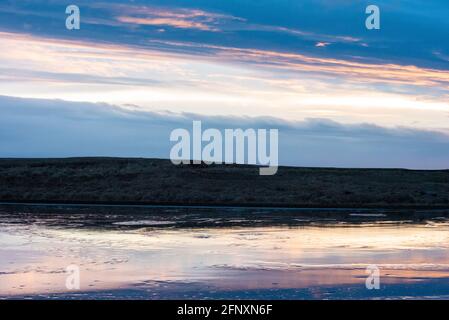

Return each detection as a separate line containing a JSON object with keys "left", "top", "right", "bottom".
{"left": 1, "top": 158, "right": 449, "bottom": 208}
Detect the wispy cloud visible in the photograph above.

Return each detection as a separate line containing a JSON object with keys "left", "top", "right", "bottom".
{"left": 109, "top": 3, "right": 364, "bottom": 44}
{"left": 0, "top": 30, "right": 448, "bottom": 134}
{"left": 145, "top": 39, "right": 449, "bottom": 89}
{"left": 112, "top": 5, "right": 244, "bottom": 32}
{"left": 116, "top": 16, "right": 213, "bottom": 31}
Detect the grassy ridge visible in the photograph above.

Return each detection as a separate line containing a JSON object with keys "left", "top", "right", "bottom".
{"left": 1, "top": 158, "right": 449, "bottom": 208}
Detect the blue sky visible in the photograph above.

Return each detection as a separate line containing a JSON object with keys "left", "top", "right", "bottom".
{"left": 0, "top": 1, "right": 449, "bottom": 168}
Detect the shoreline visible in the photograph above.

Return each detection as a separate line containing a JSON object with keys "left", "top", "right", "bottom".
{"left": 1, "top": 200, "right": 449, "bottom": 211}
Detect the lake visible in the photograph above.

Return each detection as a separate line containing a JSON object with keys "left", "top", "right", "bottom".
{"left": 0, "top": 204, "right": 449, "bottom": 299}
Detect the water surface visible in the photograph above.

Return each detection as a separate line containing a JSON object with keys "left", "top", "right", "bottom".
{"left": 1, "top": 205, "right": 449, "bottom": 299}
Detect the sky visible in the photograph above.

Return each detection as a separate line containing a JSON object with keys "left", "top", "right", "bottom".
{"left": 0, "top": 0, "right": 449, "bottom": 168}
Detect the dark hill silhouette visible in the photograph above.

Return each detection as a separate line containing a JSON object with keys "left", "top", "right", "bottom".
{"left": 1, "top": 158, "right": 448, "bottom": 208}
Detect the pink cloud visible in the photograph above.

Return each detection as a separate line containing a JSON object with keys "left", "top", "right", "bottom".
{"left": 114, "top": 6, "right": 244, "bottom": 32}
{"left": 117, "top": 16, "right": 214, "bottom": 31}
